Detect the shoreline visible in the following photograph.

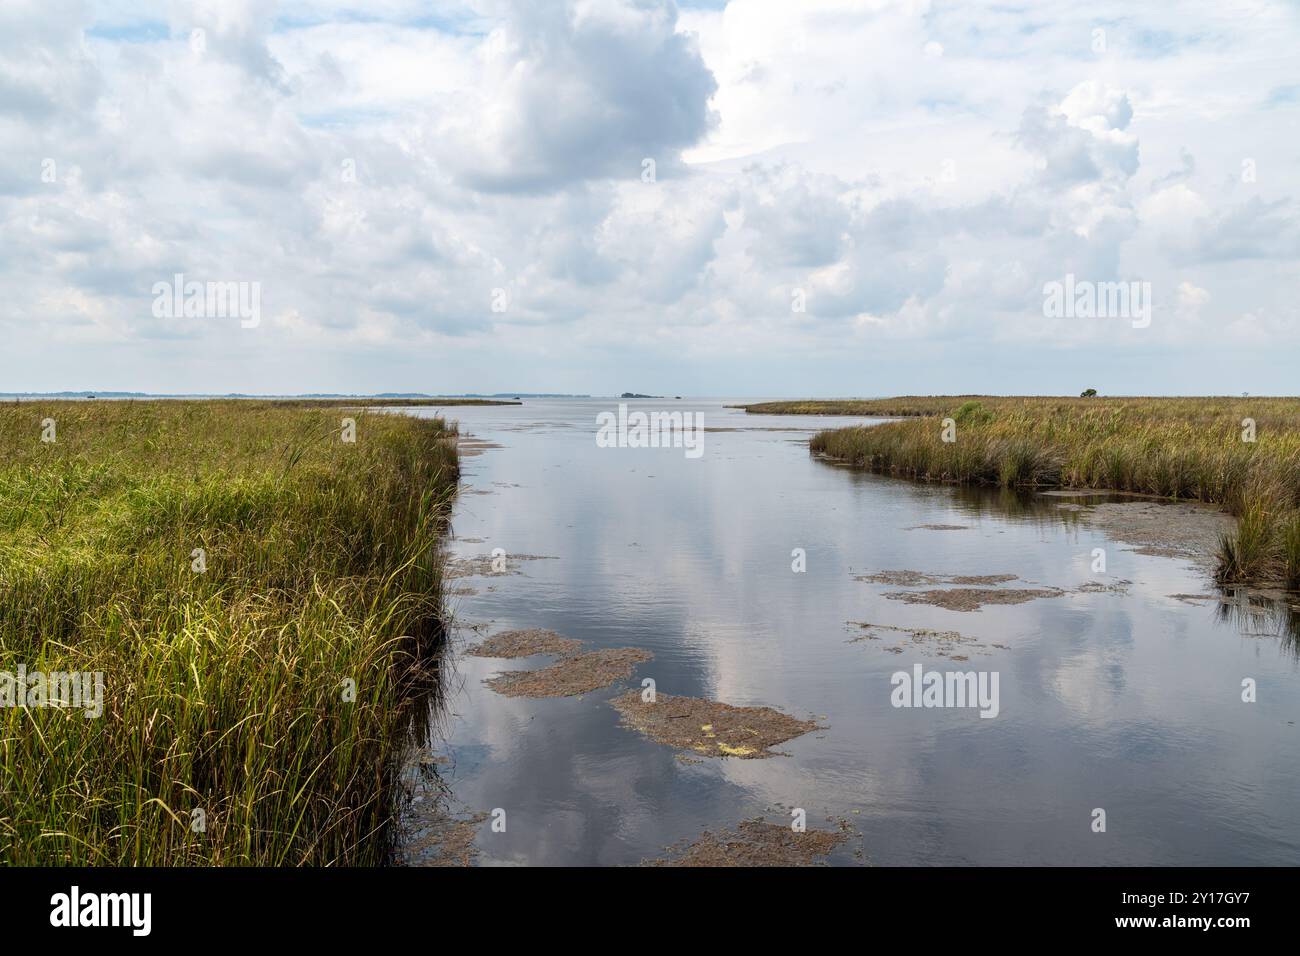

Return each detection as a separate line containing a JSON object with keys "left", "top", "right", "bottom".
{"left": 794, "top": 396, "right": 1299, "bottom": 588}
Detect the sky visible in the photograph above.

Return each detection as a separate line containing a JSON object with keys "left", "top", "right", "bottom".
{"left": 2, "top": 0, "right": 1298, "bottom": 396}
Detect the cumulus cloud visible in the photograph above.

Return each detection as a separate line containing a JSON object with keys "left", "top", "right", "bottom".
{"left": 1017, "top": 82, "right": 1138, "bottom": 188}
{"left": 738, "top": 163, "right": 852, "bottom": 269}
{"left": 0, "top": 0, "right": 1296, "bottom": 394}
{"left": 444, "top": 0, "right": 717, "bottom": 192}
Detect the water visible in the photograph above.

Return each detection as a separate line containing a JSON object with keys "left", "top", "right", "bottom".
{"left": 399, "top": 399, "right": 1300, "bottom": 866}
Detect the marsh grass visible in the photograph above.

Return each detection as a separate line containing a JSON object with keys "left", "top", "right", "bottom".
{"left": 1279, "top": 512, "right": 1300, "bottom": 589}
{"left": 0, "top": 401, "right": 457, "bottom": 865}
{"left": 804, "top": 397, "right": 1300, "bottom": 586}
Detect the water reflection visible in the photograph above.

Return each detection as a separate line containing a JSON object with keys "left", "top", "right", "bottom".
{"left": 1216, "top": 589, "right": 1300, "bottom": 658}
{"left": 395, "top": 400, "right": 1300, "bottom": 866}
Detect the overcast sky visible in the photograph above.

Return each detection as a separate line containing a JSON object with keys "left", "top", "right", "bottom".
{"left": 2, "top": 0, "right": 1297, "bottom": 396}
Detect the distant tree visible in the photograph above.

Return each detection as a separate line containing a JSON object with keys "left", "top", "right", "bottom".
{"left": 1080, "top": 388, "right": 1098, "bottom": 397}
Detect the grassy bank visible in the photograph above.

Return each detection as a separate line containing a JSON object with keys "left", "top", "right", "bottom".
{"left": 739, "top": 397, "right": 972, "bottom": 416}
{"left": 801, "top": 397, "right": 1300, "bottom": 587}
{"left": 0, "top": 401, "right": 458, "bottom": 865}
{"left": 265, "top": 397, "right": 520, "bottom": 407}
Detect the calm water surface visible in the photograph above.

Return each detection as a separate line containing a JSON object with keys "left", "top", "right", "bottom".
{"left": 399, "top": 399, "right": 1300, "bottom": 866}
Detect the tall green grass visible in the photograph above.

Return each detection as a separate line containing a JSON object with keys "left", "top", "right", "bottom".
{"left": 0, "top": 401, "right": 458, "bottom": 865}
{"left": 805, "top": 397, "right": 1300, "bottom": 587}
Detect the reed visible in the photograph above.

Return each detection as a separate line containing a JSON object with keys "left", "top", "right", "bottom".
{"left": 802, "top": 397, "right": 1300, "bottom": 586}
{"left": 0, "top": 400, "right": 458, "bottom": 865}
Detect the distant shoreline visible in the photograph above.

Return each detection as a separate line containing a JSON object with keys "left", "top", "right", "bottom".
{"left": 737, "top": 396, "right": 1299, "bottom": 415}
{"left": 3, "top": 396, "right": 523, "bottom": 407}
{"left": 0, "top": 392, "right": 583, "bottom": 402}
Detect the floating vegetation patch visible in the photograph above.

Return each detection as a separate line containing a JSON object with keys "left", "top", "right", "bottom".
{"left": 486, "top": 648, "right": 653, "bottom": 698}
{"left": 610, "top": 691, "right": 818, "bottom": 759}
{"left": 645, "top": 818, "right": 850, "bottom": 867}
{"left": 468, "top": 628, "right": 583, "bottom": 659}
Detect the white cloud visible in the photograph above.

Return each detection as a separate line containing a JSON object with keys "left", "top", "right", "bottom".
{"left": 0, "top": 0, "right": 1296, "bottom": 394}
